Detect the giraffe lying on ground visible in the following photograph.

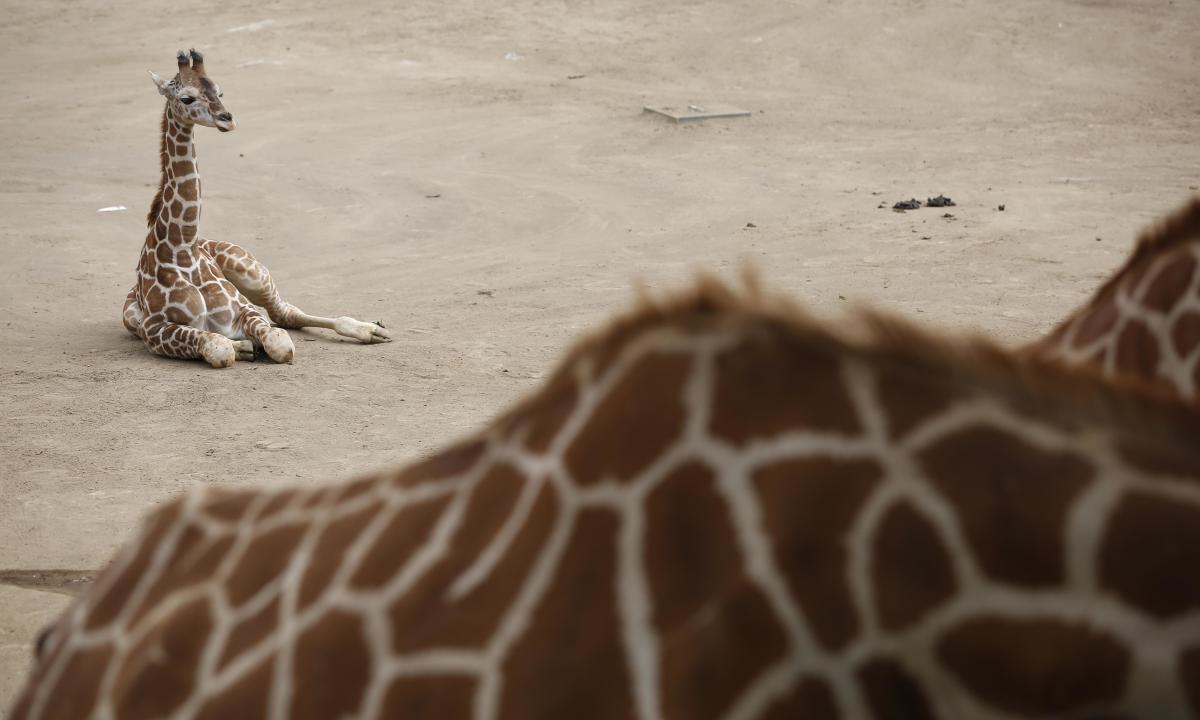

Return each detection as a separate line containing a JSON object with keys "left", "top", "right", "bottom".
{"left": 14, "top": 278, "right": 1200, "bottom": 719}
{"left": 1026, "top": 197, "right": 1200, "bottom": 402}
{"left": 123, "top": 49, "right": 391, "bottom": 368}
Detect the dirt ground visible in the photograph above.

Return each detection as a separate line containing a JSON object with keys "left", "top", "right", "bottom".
{"left": 2, "top": 0, "right": 1199, "bottom": 710}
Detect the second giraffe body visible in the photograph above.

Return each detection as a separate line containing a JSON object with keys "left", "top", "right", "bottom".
{"left": 122, "top": 49, "right": 390, "bottom": 368}
{"left": 1027, "top": 198, "right": 1200, "bottom": 402}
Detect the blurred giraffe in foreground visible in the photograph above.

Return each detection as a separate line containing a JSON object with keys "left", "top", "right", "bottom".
{"left": 15, "top": 271, "right": 1200, "bottom": 718}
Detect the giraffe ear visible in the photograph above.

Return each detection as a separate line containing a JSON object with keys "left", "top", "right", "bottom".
{"left": 149, "top": 71, "right": 170, "bottom": 96}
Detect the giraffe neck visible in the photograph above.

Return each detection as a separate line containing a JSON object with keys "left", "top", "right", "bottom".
{"left": 148, "top": 108, "right": 201, "bottom": 249}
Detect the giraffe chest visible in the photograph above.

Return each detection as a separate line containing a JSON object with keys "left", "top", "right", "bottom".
{"left": 140, "top": 249, "right": 246, "bottom": 336}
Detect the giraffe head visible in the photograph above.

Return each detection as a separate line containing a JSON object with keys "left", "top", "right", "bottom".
{"left": 148, "top": 48, "right": 235, "bottom": 132}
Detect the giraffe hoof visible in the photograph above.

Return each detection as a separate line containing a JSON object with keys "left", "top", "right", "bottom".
{"left": 233, "top": 340, "right": 255, "bottom": 362}
{"left": 262, "top": 328, "right": 295, "bottom": 364}
{"left": 200, "top": 335, "right": 237, "bottom": 368}
{"left": 335, "top": 316, "right": 393, "bottom": 344}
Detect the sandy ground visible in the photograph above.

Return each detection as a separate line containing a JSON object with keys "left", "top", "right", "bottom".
{"left": 1, "top": 0, "right": 1199, "bottom": 709}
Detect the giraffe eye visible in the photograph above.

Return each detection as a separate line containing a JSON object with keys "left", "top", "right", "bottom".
{"left": 180, "top": 96, "right": 196, "bottom": 105}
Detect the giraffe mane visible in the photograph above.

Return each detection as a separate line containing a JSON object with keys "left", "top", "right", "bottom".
{"left": 495, "top": 271, "right": 1200, "bottom": 456}
{"left": 1037, "top": 196, "right": 1200, "bottom": 343}
{"left": 146, "top": 107, "right": 169, "bottom": 227}
{"left": 1124, "top": 196, "right": 1200, "bottom": 269}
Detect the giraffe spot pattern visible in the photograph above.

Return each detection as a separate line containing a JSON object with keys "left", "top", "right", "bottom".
{"left": 565, "top": 351, "right": 691, "bottom": 486}
{"left": 127, "top": 530, "right": 232, "bottom": 628}
{"left": 291, "top": 610, "right": 371, "bottom": 719}
{"left": 1173, "top": 312, "right": 1200, "bottom": 359}
{"left": 499, "top": 509, "right": 635, "bottom": 720}
{"left": 521, "top": 372, "right": 579, "bottom": 453}
{"left": 178, "top": 180, "right": 198, "bottom": 201}
{"left": 330, "top": 476, "right": 377, "bottom": 504}
{"left": 1181, "top": 645, "right": 1200, "bottom": 716}
{"left": 112, "top": 597, "right": 213, "bottom": 718}
{"left": 352, "top": 494, "right": 453, "bottom": 593}
{"left": 256, "top": 488, "right": 301, "bottom": 519}
{"left": 646, "top": 462, "right": 788, "bottom": 720}
{"left": 392, "top": 439, "right": 486, "bottom": 489}
{"left": 165, "top": 304, "right": 191, "bottom": 325}
{"left": 875, "top": 365, "right": 956, "bottom": 440}
{"left": 856, "top": 656, "right": 938, "bottom": 720}
{"left": 1140, "top": 250, "right": 1196, "bottom": 314}
{"left": 30, "top": 645, "right": 113, "bottom": 720}
{"left": 754, "top": 456, "right": 883, "bottom": 650}
{"left": 711, "top": 327, "right": 861, "bottom": 445}
{"left": 1100, "top": 491, "right": 1200, "bottom": 618}
{"left": 871, "top": 500, "right": 957, "bottom": 631}
{"left": 658, "top": 582, "right": 787, "bottom": 720}
{"left": 918, "top": 424, "right": 1094, "bottom": 588}
{"left": 645, "top": 462, "right": 740, "bottom": 634}
{"left": 227, "top": 523, "right": 308, "bottom": 606}
{"left": 386, "top": 468, "right": 557, "bottom": 652}
{"left": 1070, "top": 291, "right": 1118, "bottom": 349}
{"left": 759, "top": 676, "right": 840, "bottom": 719}
{"left": 216, "top": 594, "right": 279, "bottom": 670}
{"left": 381, "top": 675, "right": 475, "bottom": 719}
{"left": 1116, "top": 439, "right": 1200, "bottom": 484}
{"left": 297, "top": 502, "right": 383, "bottom": 610}
{"left": 936, "top": 616, "right": 1130, "bottom": 715}
{"left": 194, "top": 658, "right": 273, "bottom": 720}
{"left": 1115, "top": 319, "right": 1160, "bottom": 380}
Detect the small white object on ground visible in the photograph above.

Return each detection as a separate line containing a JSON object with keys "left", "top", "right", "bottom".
{"left": 227, "top": 19, "right": 276, "bottom": 33}
{"left": 643, "top": 104, "right": 752, "bottom": 123}
{"left": 97, "top": 206, "right": 127, "bottom": 213}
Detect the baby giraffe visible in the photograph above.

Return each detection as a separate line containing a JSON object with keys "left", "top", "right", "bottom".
{"left": 122, "top": 49, "right": 391, "bottom": 368}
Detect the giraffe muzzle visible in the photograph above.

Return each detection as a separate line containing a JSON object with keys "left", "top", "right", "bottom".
{"left": 215, "top": 113, "right": 236, "bottom": 132}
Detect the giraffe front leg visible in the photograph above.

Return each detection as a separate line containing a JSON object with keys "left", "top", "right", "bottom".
{"left": 122, "top": 287, "right": 144, "bottom": 337}
{"left": 139, "top": 319, "right": 242, "bottom": 368}
{"left": 231, "top": 340, "right": 255, "bottom": 362}
{"left": 239, "top": 307, "right": 294, "bottom": 364}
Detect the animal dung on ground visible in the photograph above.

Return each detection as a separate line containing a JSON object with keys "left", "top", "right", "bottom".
{"left": 927, "top": 194, "right": 955, "bottom": 207}
{"left": 893, "top": 198, "right": 922, "bottom": 210}
{"left": 642, "top": 103, "right": 752, "bottom": 123}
